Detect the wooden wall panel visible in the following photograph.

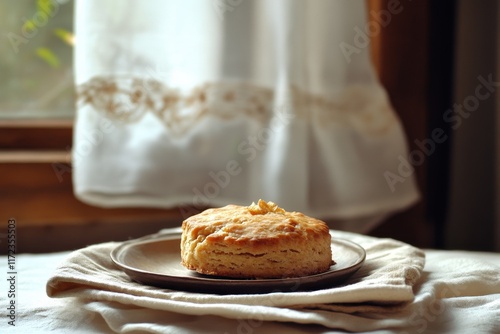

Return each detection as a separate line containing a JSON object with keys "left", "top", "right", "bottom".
{"left": 367, "top": 0, "right": 433, "bottom": 247}
{"left": 0, "top": 162, "right": 185, "bottom": 253}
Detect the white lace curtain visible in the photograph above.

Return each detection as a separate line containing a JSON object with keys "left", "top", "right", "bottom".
{"left": 73, "top": 0, "right": 419, "bottom": 232}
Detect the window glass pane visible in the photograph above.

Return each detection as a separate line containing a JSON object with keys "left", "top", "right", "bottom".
{"left": 0, "top": 0, "right": 74, "bottom": 119}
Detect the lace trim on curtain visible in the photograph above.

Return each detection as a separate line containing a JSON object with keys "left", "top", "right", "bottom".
{"left": 77, "top": 76, "right": 397, "bottom": 136}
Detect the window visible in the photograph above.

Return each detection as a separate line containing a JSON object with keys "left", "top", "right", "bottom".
{"left": 1, "top": 0, "right": 74, "bottom": 119}
{"left": 0, "top": 1, "right": 184, "bottom": 253}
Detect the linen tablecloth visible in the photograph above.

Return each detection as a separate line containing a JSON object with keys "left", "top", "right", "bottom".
{"left": 1, "top": 229, "right": 499, "bottom": 333}
{"left": 45, "top": 228, "right": 428, "bottom": 332}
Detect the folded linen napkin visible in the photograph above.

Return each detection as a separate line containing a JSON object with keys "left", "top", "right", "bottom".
{"left": 46, "top": 228, "right": 425, "bottom": 330}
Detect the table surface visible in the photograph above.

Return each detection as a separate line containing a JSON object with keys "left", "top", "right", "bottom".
{"left": 1, "top": 248, "right": 499, "bottom": 334}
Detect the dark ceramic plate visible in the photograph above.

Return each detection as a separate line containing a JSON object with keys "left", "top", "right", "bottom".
{"left": 111, "top": 231, "right": 365, "bottom": 294}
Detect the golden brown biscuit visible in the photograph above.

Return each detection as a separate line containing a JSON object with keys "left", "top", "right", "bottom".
{"left": 181, "top": 200, "right": 333, "bottom": 278}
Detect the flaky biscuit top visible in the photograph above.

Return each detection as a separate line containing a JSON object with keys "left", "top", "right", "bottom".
{"left": 182, "top": 200, "right": 330, "bottom": 248}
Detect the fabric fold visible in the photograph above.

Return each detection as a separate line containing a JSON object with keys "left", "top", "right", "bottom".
{"left": 46, "top": 229, "right": 426, "bottom": 329}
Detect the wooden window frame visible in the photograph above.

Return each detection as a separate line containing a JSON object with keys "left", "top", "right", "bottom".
{"left": 0, "top": 119, "right": 185, "bottom": 253}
